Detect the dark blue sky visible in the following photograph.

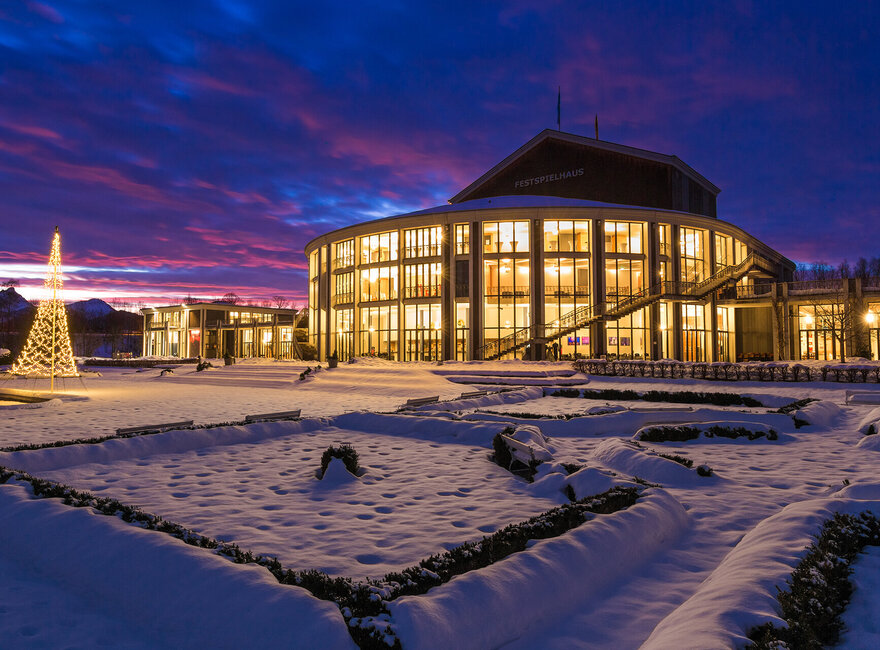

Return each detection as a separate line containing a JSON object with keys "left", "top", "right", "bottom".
{"left": 1, "top": 1, "right": 877, "bottom": 306}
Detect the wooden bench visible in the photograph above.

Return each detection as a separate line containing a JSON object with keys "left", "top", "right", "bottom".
{"left": 631, "top": 406, "right": 695, "bottom": 413}
{"left": 115, "top": 420, "right": 194, "bottom": 435}
{"left": 845, "top": 391, "right": 880, "bottom": 405}
{"left": 405, "top": 396, "right": 439, "bottom": 407}
{"left": 244, "top": 409, "right": 302, "bottom": 423}
{"left": 459, "top": 390, "right": 488, "bottom": 399}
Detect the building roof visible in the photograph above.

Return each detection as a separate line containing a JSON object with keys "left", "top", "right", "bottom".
{"left": 449, "top": 129, "right": 721, "bottom": 204}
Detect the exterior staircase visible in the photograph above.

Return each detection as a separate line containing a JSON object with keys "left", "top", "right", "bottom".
{"left": 478, "top": 252, "right": 776, "bottom": 360}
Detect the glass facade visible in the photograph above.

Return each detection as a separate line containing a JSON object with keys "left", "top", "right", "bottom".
{"left": 306, "top": 209, "right": 787, "bottom": 363}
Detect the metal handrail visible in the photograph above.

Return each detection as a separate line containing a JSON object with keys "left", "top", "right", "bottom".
{"left": 478, "top": 251, "right": 774, "bottom": 359}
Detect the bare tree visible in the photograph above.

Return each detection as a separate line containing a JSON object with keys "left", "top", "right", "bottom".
{"left": 182, "top": 294, "right": 201, "bottom": 305}
{"left": 1, "top": 279, "right": 19, "bottom": 288}
{"left": 220, "top": 292, "right": 242, "bottom": 305}
{"left": 271, "top": 295, "right": 290, "bottom": 309}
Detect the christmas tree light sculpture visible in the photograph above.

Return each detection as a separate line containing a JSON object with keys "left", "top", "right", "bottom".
{"left": 12, "top": 226, "right": 79, "bottom": 390}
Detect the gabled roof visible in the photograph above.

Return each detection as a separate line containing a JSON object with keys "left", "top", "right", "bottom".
{"left": 449, "top": 129, "right": 720, "bottom": 204}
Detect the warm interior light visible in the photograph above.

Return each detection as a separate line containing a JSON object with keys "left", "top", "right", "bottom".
{"left": 866, "top": 312, "right": 877, "bottom": 325}
{"left": 368, "top": 327, "right": 375, "bottom": 332}
{"left": 803, "top": 314, "right": 813, "bottom": 325}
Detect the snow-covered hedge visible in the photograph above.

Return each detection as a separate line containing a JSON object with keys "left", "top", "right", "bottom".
{"left": 748, "top": 511, "right": 880, "bottom": 648}
{"left": 634, "top": 421, "right": 779, "bottom": 443}
{"left": 572, "top": 358, "right": 880, "bottom": 383}
{"left": 550, "top": 387, "right": 763, "bottom": 407}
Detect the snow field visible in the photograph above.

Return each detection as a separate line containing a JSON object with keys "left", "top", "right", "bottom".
{"left": 0, "top": 481, "right": 354, "bottom": 649}
{"left": 35, "top": 416, "right": 572, "bottom": 577}
{"left": 389, "top": 489, "right": 688, "bottom": 650}
{"left": 5, "top": 361, "right": 880, "bottom": 647}
{"left": 643, "top": 489, "right": 880, "bottom": 649}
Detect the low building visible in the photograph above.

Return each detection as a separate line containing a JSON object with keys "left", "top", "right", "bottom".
{"left": 305, "top": 129, "right": 804, "bottom": 362}
{"left": 141, "top": 302, "right": 303, "bottom": 359}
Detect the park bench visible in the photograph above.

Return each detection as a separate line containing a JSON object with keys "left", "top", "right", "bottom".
{"left": 405, "top": 396, "right": 439, "bottom": 407}
{"left": 459, "top": 390, "right": 488, "bottom": 399}
{"left": 115, "top": 420, "right": 193, "bottom": 435}
{"left": 244, "top": 409, "right": 302, "bottom": 423}
{"left": 845, "top": 391, "right": 880, "bottom": 405}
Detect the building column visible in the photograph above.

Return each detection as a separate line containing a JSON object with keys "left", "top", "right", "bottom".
{"left": 531, "top": 217, "right": 544, "bottom": 360}
{"left": 592, "top": 218, "right": 605, "bottom": 358}
{"left": 673, "top": 303, "right": 683, "bottom": 361}
{"left": 472, "top": 221, "right": 482, "bottom": 359}
{"left": 709, "top": 294, "right": 718, "bottom": 362}
{"left": 442, "top": 223, "right": 453, "bottom": 361}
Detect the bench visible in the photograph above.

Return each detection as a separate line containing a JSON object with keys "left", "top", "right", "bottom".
{"left": 631, "top": 406, "right": 695, "bottom": 413}
{"left": 459, "top": 390, "right": 488, "bottom": 399}
{"left": 244, "top": 409, "right": 302, "bottom": 423}
{"left": 115, "top": 420, "right": 194, "bottom": 435}
{"left": 405, "top": 396, "right": 439, "bottom": 407}
{"left": 845, "top": 391, "right": 880, "bottom": 405}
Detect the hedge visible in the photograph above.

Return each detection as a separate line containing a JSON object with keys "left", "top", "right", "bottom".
{"left": 0, "top": 466, "right": 640, "bottom": 649}
{"left": 748, "top": 511, "right": 880, "bottom": 649}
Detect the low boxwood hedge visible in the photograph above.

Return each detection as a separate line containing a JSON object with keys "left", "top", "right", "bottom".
{"left": 320, "top": 444, "right": 360, "bottom": 477}
{"left": 748, "top": 511, "right": 880, "bottom": 649}
{"left": 550, "top": 388, "right": 763, "bottom": 407}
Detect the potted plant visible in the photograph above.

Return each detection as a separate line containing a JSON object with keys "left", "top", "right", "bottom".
{"left": 327, "top": 350, "right": 338, "bottom": 369}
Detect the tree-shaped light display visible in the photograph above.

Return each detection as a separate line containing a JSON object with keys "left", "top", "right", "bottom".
{"left": 12, "top": 226, "right": 79, "bottom": 389}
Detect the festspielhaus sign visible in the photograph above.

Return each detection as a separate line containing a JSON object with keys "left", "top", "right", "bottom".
{"left": 513, "top": 167, "right": 584, "bottom": 189}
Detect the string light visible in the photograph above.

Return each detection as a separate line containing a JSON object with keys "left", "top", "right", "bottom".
{"left": 11, "top": 227, "right": 79, "bottom": 387}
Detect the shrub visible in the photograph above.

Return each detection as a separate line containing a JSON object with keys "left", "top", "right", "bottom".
{"left": 705, "top": 425, "right": 778, "bottom": 441}
{"left": 776, "top": 397, "right": 819, "bottom": 415}
{"left": 637, "top": 426, "right": 701, "bottom": 443}
{"left": 561, "top": 462, "right": 584, "bottom": 474}
{"left": 196, "top": 360, "right": 213, "bottom": 372}
{"left": 320, "top": 444, "right": 360, "bottom": 477}
{"left": 554, "top": 388, "right": 765, "bottom": 408}
{"left": 656, "top": 452, "right": 693, "bottom": 468}
{"left": 747, "top": 511, "right": 880, "bottom": 649}
{"left": 696, "top": 464, "right": 714, "bottom": 477}
{"left": 299, "top": 343, "right": 318, "bottom": 361}
{"left": 866, "top": 424, "right": 878, "bottom": 436}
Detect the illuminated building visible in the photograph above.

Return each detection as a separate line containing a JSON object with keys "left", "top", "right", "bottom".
{"left": 305, "top": 129, "right": 797, "bottom": 362}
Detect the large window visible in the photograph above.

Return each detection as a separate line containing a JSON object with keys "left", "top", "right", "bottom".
{"left": 483, "top": 221, "right": 529, "bottom": 254}
{"left": 484, "top": 258, "right": 530, "bottom": 359}
{"left": 484, "top": 259, "right": 529, "bottom": 297}
{"left": 714, "top": 233, "right": 732, "bottom": 270}
{"left": 604, "top": 221, "right": 643, "bottom": 254}
{"left": 360, "top": 231, "right": 399, "bottom": 264}
{"left": 717, "top": 306, "right": 734, "bottom": 362}
{"left": 680, "top": 227, "right": 707, "bottom": 283}
{"left": 606, "top": 309, "right": 649, "bottom": 360}
{"left": 404, "top": 226, "right": 442, "bottom": 258}
{"left": 658, "top": 224, "right": 672, "bottom": 258}
{"left": 333, "top": 272, "right": 354, "bottom": 305}
{"left": 867, "top": 303, "right": 880, "bottom": 360}
{"left": 360, "top": 266, "right": 398, "bottom": 302}
{"left": 404, "top": 262, "right": 442, "bottom": 298}
{"left": 455, "top": 303, "right": 469, "bottom": 361}
{"left": 544, "top": 220, "right": 589, "bottom": 253}
{"left": 605, "top": 258, "right": 644, "bottom": 305}
{"left": 544, "top": 258, "right": 590, "bottom": 299}
{"left": 404, "top": 303, "right": 441, "bottom": 361}
{"left": 682, "top": 303, "right": 708, "bottom": 361}
{"left": 659, "top": 301, "right": 674, "bottom": 359}
{"left": 360, "top": 305, "right": 398, "bottom": 359}
{"left": 454, "top": 223, "right": 470, "bottom": 255}
{"left": 795, "top": 304, "right": 842, "bottom": 360}
{"left": 332, "top": 308, "right": 353, "bottom": 360}
{"left": 333, "top": 239, "right": 354, "bottom": 269}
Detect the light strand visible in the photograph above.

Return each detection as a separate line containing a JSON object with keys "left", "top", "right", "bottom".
{"left": 11, "top": 227, "right": 79, "bottom": 378}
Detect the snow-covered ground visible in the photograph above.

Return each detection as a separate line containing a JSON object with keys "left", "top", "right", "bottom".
{"left": 3, "top": 357, "right": 880, "bottom": 648}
